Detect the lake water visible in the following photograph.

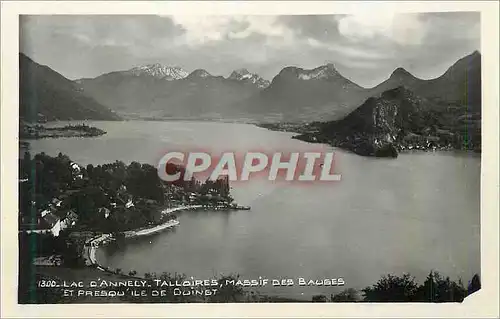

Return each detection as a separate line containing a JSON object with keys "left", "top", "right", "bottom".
{"left": 24, "top": 120, "right": 481, "bottom": 299}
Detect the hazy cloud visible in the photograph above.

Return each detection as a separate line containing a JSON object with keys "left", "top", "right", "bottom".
{"left": 337, "top": 12, "right": 426, "bottom": 46}
{"left": 20, "top": 13, "right": 480, "bottom": 87}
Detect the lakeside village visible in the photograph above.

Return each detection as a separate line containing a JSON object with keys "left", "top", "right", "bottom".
{"left": 18, "top": 152, "right": 248, "bottom": 276}
{"left": 18, "top": 152, "right": 482, "bottom": 303}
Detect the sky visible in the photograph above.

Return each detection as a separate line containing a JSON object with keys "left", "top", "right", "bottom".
{"left": 20, "top": 12, "right": 480, "bottom": 88}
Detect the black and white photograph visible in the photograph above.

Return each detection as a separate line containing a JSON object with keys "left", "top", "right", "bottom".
{"left": 1, "top": 1, "right": 499, "bottom": 316}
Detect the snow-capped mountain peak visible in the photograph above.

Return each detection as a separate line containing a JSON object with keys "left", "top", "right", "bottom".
{"left": 228, "top": 68, "right": 270, "bottom": 88}
{"left": 127, "top": 63, "right": 188, "bottom": 80}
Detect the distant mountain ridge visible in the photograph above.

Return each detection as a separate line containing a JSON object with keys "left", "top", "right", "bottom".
{"left": 370, "top": 51, "right": 481, "bottom": 112}
{"left": 77, "top": 65, "right": 266, "bottom": 119}
{"left": 19, "top": 53, "right": 120, "bottom": 122}
{"left": 126, "top": 63, "right": 188, "bottom": 80}
{"left": 74, "top": 51, "right": 480, "bottom": 122}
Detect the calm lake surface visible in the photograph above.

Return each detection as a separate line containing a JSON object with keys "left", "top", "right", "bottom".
{"left": 25, "top": 120, "right": 481, "bottom": 299}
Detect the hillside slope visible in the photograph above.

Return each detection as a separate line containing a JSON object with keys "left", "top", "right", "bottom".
{"left": 294, "top": 86, "right": 481, "bottom": 157}
{"left": 20, "top": 54, "right": 120, "bottom": 122}
{"left": 371, "top": 51, "right": 481, "bottom": 112}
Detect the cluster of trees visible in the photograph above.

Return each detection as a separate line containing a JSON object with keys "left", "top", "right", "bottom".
{"left": 318, "top": 271, "right": 481, "bottom": 303}
{"left": 85, "top": 161, "right": 165, "bottom": 204}
{"left": 19, "top": 152, "right": 236, "bottom": 234}
{"left": 18, "top": 152, "right": 170, "bottom": 234}
{"left": 19, "top": 152, "right": 73, "bottom": 213}
{"left": 199, "top": 178, "right": 230, "bottom": 197}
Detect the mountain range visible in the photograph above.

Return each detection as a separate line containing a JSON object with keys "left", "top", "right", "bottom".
{"left": 20, "top": 51, "right": 481, "bottom": 123}
{"left": 76, "top": 66, "right": 264, "bottom": 120}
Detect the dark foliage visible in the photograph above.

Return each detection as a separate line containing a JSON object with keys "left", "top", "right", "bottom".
{"left": 360, "top": 271, "right": 473, "bottom": 302}
{"left": 362, "top": 273, "right": 420, "bottom": 302}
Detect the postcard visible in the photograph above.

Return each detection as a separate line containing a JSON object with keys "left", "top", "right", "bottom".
{"left": 1, "top": 1, "right": 498, "bottom": 318}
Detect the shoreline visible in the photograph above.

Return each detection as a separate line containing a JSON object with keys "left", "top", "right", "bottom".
{"left": 85, "top": 205, "right": 215, "bottom": 269}
{"left": 256, "top": 122, "right": 481, "bottom": 157}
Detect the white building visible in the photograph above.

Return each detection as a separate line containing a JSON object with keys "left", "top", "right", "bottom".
{"left": 70, "top": 162, "right": 83, "bottom": 180}
{"left": 23, "top": 212, "right": 61, "bottom": 237}
{"left": 40, "top": 209, "right": 51, "bottom": 217}
{"left": 43, "top": 213, "right": 62, "bottom": 237}
{"left": 125, "top": 199, "right": 134, "bottom": 209}
{"left": 70, "top": 162, "right": 81, "bottom": 172}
